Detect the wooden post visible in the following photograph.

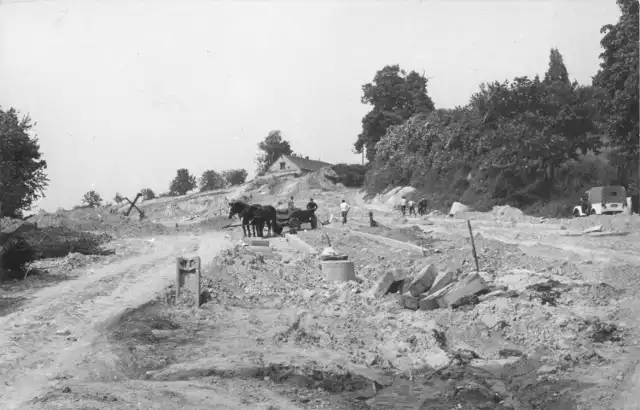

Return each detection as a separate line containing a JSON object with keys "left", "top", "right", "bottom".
{"left": 466, "top": 220, "right": 480, "bottom": 273}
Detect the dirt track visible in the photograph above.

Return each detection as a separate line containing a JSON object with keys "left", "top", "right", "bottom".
{"left": 0, "top": 232, "right": 229, "bottom": 409}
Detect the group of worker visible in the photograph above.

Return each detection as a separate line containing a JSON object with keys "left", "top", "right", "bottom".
{"left": 285, "top": 195, "right": 351, "bottom": 225}
{"left": 284, "top": 194, "right": 425, "bottom": 224}
{"left": 399, "top": 196, "right": 428, "bottom": 217}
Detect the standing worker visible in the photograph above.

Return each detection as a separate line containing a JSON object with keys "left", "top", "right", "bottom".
{"left": 340, "top": 199, "right": 350, "bottom": 225}
{"left": 288, "top": 196, "right": 295, "bottom": 210}
{"left": 408, "top": 198, "right": 416, "bottom": 217}
{"left": 400, "top": 196, "right": 407, "bottom": 216}
{"left": 307, "top": 197, "right": 318, "bottom": 212}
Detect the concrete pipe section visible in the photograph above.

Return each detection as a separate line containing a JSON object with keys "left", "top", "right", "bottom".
{"left": 321, "top": 260, "right": 356, "bottom": 282}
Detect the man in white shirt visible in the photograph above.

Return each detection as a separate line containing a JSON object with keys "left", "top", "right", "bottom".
{"left": 339, "top": 200, "right": 350, "bottom": 225}
{"left": 408, "top": 199, "right": 416, "bottom": 216}
{"left": 400, "top": 196, "right": 407, "bottom": 216}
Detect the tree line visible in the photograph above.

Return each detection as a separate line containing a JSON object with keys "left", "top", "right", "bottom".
{"left": 354, "top": 0, "right": 638, "bottom": 214}
{"left": 1, "top": 1, "right": 635, "bottom": 216}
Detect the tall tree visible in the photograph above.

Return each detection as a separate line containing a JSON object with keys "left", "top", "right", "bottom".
{"left": 255, "top": 130, "right": 293, "bottom": 175}
{"left": 593, "top": 0, "right": 639, "bottom": 186}
{"left": 354, "top": 65, "right": 435, "bottom": 161}
{"left": 113, "top": 193, "right": 124, "bottom": 204}
{"left": 0, "top": 107, "right": 49, "bottom": 217}
{"left": 543, "top": 48, "right": 571, "bottom": 86}
{"left": 199, "top": 170, "right": 226, "bottom": 192}
{"left": 169, "top": 168, "right": 197, "bottom": 196}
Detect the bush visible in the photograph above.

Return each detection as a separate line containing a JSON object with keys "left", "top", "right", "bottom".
{"left": 331, "top": 163, "right": 367, "bottom": 187}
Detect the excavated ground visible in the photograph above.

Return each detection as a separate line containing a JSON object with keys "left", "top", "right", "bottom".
{"left": 22, "top": 218, "right": 638, "bottom": 409}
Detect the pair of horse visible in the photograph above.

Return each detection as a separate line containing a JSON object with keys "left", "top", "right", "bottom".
{"left": 227, "top": 200, "right": 282, "bottom": 237}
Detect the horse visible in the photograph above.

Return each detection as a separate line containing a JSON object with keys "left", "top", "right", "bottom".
{"left": 228, "top": 201, "right": 278, "bottom": 237}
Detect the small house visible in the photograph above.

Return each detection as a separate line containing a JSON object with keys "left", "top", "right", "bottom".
{"left": 267, "top": 154, "right": 332, "bottom": 176}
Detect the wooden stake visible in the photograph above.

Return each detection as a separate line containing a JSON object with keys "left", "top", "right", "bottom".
{"left": 467, "top": 220, "right": 480, "bottom": 273}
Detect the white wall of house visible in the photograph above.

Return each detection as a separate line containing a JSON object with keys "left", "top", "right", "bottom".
{"left": 267, "top": 155, "right": 301, "bottom": 175}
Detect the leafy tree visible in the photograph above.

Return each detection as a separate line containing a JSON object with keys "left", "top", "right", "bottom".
{"left": 355, "top": 65, "right": 435, "bottom": 161}
{"left": 255, "top": 130, "right": 293, "bottom": 175}
{"left": 331, "top": 163, "right": 367, "bottom": 187}
{"left": 222, "top": 168, "right": 248, "bottom": 186}
{"left": 0, "top": 107, "right": 49, "bottom": 217}
{"left": 140, "top": 188, "right": 156, "bottom": 200}
{"left": 593, "top": 0, "right": 639, "bottom": 186}
{"left": 169, "top": 168, "right": 197, "bottom": 196}
{"left": 82, "top": 190, "right": 103, "bottom": 207}
{"left": 113, "top": 193, "right": 124, "bottom": 204}
{"left": 199, "top": 170, "right": 226, "bottom": 192}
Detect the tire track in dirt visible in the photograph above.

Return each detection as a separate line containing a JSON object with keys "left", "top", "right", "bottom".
{"left": 0, "top": 232, "right": 229, "bottom": 409}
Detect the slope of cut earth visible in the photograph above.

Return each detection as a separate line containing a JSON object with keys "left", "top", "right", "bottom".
{"left": 0, "top": 232, "right": 229, "bottom": 409}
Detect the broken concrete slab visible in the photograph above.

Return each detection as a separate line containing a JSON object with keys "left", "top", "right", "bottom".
{"left": 374, "top": 272, "right": 400, "bottom": 298}
{"left": 438, "top": 273, "right": 489, "bottom": 308}
{"left": 408, "top": 264, "right": 438, "bottom": 297}
{"left": 397, "top": 293, "right": 419, "bottom": 310}
{"left": 424, "top": 268, "right": 458, "bottom": 297}
{"left": 583, "top": 224, "right": 603, "bottom": 234}
{"left": 419, "top": 283, "right": 456, "bottom": 310}
{"left": 419, "top": 273, "right": 489, "bottom": 310}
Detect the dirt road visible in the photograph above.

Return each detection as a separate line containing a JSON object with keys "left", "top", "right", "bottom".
{"left": 0, "top": 231, "right": 229, "bottom": 409}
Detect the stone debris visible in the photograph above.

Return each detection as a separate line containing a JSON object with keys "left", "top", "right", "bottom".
{"left": 407, "top": 264, "right": 438, "bottom": 297}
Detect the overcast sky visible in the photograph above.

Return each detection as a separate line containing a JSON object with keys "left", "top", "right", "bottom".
{"left": 0, "top": 0, "right": 621, "bottom": 211}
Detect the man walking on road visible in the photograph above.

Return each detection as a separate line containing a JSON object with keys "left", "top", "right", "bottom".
{"left": 340, "top": 199, "right": 350, "bottom": 225}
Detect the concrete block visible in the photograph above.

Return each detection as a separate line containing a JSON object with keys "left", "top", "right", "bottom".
{"left": 397, "top": 293, "right": 419, "bottom": 310}
{"left": 438, "top": 273, "right": 488, "bottom": 308}
{"left": 420, "top": 273, "right": 489, "bottom": 310}
{"left": 408, "top": 264, "right": 438, "bottom": 297}
{"left": 250, "top": 239, "right": 270, "bottom": 247}
{"left": 419, "top": 283, "right": 455, "bottom": 310}
{"left": 374, "top": 272, "right": 399, "bottom": 298}
{"left": 425, "top": 269, "right": 458, "bottom": 296}
{"left": 322, "top": 260, "right": 356, "bottom": 282}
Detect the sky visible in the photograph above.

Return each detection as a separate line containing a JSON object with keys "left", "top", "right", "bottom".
{"left": 0, "top": 0, "right": 622, "bottom": 212}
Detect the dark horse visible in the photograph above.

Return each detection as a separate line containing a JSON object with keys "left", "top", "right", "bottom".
{"left": 228, "top": 201, "right": 279, "bottom": 237}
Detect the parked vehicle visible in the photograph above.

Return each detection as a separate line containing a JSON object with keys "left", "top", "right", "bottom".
{"left": 572, "top": 186, "right": 628, "bottom": 217}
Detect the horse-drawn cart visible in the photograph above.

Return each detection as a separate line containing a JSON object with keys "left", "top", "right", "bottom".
{"left": 276, "top": 208, "right": 318, "bottom": 233}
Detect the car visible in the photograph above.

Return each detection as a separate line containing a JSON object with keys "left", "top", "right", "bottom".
{"left": 572, "top": 185, "right": 628, "bottom": 217}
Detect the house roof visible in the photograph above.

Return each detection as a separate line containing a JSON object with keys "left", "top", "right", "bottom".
{"left": 283, "top": 155, "right": 332, "bottom": 172}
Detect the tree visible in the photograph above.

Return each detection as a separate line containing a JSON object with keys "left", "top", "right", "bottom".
{"left": 593, "top": 0, "right": 639, "bottom": 187}
{"left": 82, "top": 190, "right": 103, "bottom": 207}
{"left": 169, "top": 168, "right": 197, "bottom": 196}
{"left": 0, "top": 107, "right": 49, "bottom": 217}
{"left": 354, "top": 65, "right": 435, "bottom": 161}
{"left": 222, "top": 168, "right": 248, "bottom": 186}
{"left": 199, "top": 170, "right": 226, "bottom": 192}
{"left": 255, "top": 130, "right": 293, "bottom": 175}
{"left": 140, "top": 188, "right": 156, "bottom": 200}
{"left": 544, "top": 48, "right": 571, "bottom": 86}
{"left": 113, "top": 193, "right": 124, "bottom": 204}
